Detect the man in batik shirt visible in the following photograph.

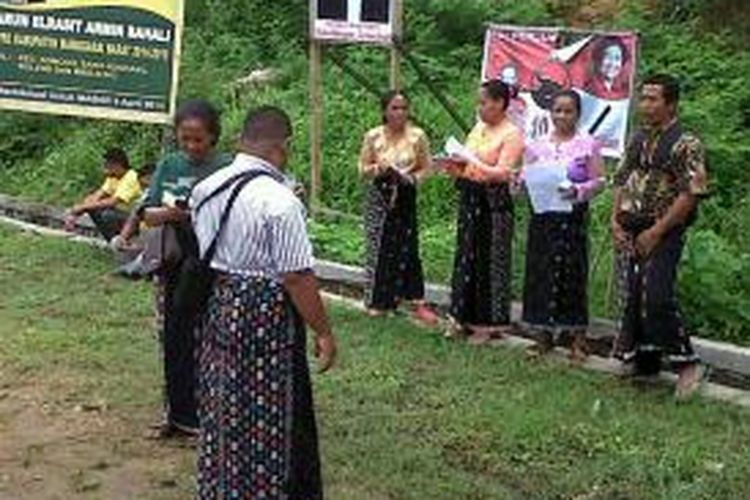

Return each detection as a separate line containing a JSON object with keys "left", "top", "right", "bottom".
{"left": 611, "top": 74, "right": 709, "bottom": 399}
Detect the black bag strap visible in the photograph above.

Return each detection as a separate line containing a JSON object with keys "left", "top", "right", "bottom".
{"left": 193, "top": 170, "right": 255, "bottom": 214}
{"left": 201, "top": 171, "right": 272, "bottom": 264}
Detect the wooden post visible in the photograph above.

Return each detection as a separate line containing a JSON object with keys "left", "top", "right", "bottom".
{"left": 389, "top": 0, "right": 403, "bottom": 91}
{"left": 309, "top": 39, "right": 324, "bottom": 213}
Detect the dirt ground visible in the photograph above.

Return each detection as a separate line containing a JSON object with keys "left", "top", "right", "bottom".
{"left": 0, "top": 372, "right": 194, "bottom": 500}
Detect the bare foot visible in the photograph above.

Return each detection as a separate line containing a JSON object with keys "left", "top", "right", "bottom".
{"left": 675, "top": 363, "right": 707, "bottom": 401}
{"left": 63, "top": 214, "right": 78, "bottom": 232}
{"left": 467, "top": 330, "right": 492, "bottom": 346}
{"left": 412, "top": 303, "right": 440, "bottom": 326}
{"left": 486, "top": 325, "right": 512, "bottom": 339}
{"left": 366, "top": 308, "right": 387, "bottom": 318}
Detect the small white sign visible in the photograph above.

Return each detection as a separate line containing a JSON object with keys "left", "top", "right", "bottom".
{"left": 312, "top": 0, "right": 394, "bottom": 45}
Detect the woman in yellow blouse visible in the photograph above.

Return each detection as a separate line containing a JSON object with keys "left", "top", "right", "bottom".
{"left": 359, "top": 91, "right": 439, "bottom": 325}
{"left": 441, "top": 80, "right": 525, "bottom": 343}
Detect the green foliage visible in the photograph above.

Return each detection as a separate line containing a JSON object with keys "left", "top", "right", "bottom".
{"left": 680, "top": 229, "right": 750, "bottom": 344}
{"left": 309, "top": 219, "right": 364, "bottom": 265}
{"left": 1, "top": 0, "right": 749, "bottom": 342}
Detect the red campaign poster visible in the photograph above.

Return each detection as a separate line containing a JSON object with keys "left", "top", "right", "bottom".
{"left": 482, "top": 26, "right": 639, "bottom": 158}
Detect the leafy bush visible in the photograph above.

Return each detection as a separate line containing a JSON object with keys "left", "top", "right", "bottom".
{"left": 1, "top": 0, "right": 749, "bottom": 342}
{"left": 680, "top": 229, "right": 750, "bottom": 344}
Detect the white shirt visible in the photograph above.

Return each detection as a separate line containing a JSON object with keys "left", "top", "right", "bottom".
{"left": 190, "top": 153, "right": 314, "bottom": 278}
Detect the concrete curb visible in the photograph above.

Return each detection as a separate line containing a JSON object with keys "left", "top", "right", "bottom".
{"left": 2, "top": 193, "right": 750, "bottom": 396}
{"left": 316, "top": 259, "right": 750, "bottom": 379}
{"left": 319, "top": 291, "right": 750, "bottom": 409}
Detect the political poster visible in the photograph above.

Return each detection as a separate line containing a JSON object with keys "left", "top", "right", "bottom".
{"left": 482, "top": 25, "right": 639, "bottom": 158}
{"left": 0, "top": 0, "right": 184, "bottom": 123}
{"left": 311, "top": 0, "right": 394, "bottom": 45}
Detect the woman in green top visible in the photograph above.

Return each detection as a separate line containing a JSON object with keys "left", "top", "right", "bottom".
{"left": 142, "top": 100, "right": 232, "bottom": 439}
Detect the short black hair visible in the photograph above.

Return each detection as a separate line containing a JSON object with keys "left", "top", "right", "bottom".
{"left": 103, "top": 148, "right": 129, "bottom": 169}
{"left": 174, "top": 99, "right": 222, "bottom": 145}
{"left": 137, "top": 162, "right": 156, "bottom": 177}
{"left": 380, "top": 90, "right": 409, "bottom": 124}
{"left": 552, "top": 89, "right": 582, "bottom": 118}
{"left": 643, "top": 73, "right": 681, "bottom": 105}
{"left": 592, "top": 36, "right": 630, "bottom": 69}
{"left": 241, "top": 105, "right": 293, "bottom": 143}
{"left": 481, "top": 79, "right": 510, "bottom": 111}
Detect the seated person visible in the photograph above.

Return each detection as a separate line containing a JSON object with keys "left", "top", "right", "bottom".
{"left": 64, "top": 148, "right": 142, "bottom": 241}
{"left": 111, "top": 163, "right": 161, "bottom": 279}
{"left": 111, "top": 162, "right": 157, "bottom": 253}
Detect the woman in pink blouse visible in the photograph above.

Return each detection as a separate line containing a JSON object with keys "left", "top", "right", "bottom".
{"left": 521, "top": 90, "right": 605, "bottom": 362}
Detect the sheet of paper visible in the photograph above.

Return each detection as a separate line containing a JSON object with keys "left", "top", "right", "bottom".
{"left": 523, "top": 163, "right": 573, "bottom": 214}
{"left": 162, "top": 190, "right": 178, "bottom": 208}
{"left": 444, "top": 136, "right": 482, "bottom": 166}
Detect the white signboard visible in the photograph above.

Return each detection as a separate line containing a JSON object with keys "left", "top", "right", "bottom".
{"left": 311, "top": 0, "right": 394, "bottom": 45}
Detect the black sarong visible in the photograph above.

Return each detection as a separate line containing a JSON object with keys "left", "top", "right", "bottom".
{"left": 364, "top": 174, "right": 425, "bottom": 310}
{"left": 613, "top": 226, "right": 699, "bottom": 373}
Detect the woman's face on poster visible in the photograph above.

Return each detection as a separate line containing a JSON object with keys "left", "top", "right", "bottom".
{"left": 500, "top": 66, "right": 518, "bottom": 88}
{"left": 600, "top": 44, "right": 624, "bottom": 82}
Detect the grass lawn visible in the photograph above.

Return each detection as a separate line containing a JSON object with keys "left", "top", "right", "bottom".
{"left": 0, "top": 224, "right": 749, "bottom": 500}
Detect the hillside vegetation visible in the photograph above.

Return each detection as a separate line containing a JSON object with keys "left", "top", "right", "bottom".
{"left": 1, "top": 0, "right": 749, "bottom": 343}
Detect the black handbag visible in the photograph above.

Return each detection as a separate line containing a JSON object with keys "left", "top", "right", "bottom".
{"left": 170, "top": 170, "right": 270, "bottom": 322}
{"left": 139, "top": 220, "right": 183, "bottom": 275}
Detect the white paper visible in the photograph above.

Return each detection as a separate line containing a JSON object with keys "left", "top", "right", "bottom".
{"left": 444, "top": 136, "right": 482, "bottom": 166}
{"left": 523, "top": 163, "right": 573, "bottom": 214}
{"left": 162, "top": 191, "right": 178, "bottom": 208}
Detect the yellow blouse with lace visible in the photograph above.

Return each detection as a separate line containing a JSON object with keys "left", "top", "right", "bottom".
{"left": 462, "top": 118, "right": 524, "bottom": 182}
{"left": 359, "top": 124, "right": 431, "bottom": 178}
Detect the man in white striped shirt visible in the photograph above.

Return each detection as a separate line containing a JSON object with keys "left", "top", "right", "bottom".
{"left": 190, "top": 106, "right": 336, "bottom": 499}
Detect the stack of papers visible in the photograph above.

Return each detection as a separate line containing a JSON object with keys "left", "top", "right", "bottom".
{"left": 443, "top": 136, "right": 481, "bottom": 166}
{"left": 523, "top": 163, "right": 573, "bottom": 214}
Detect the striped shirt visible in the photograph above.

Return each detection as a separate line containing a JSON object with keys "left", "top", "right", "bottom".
{"left": 189, "top": 153, "right": 314, "bottom": 279}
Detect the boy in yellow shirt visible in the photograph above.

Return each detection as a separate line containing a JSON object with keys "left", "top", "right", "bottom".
{"left": 65, "top": 148, "right": 142, "bottom": 240}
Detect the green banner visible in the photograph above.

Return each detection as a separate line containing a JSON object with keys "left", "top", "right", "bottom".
{"left": 0, "top": 1, "right": 184, "bottom": 123}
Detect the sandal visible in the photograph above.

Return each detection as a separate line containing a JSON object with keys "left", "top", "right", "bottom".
{"left": 145, "top": 422, "right": 199, "bottom": 441}
{"left": 443, "top": 316, "right": 468, "bottom": 340}
{"left": 569, "top": 332, "right": 590, "bottom": 365}
{"left": 525, "top": 330, "right": 554, "bottom": 358}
